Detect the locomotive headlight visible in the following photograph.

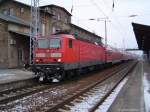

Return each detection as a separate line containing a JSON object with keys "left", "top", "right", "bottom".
{"left": 51, "top": 53, "right": 62, "bottom": 58}
{"left": 57, "top": 58, "right": 61, "bottom": 62}
{"left": 35, "top": 59, "right": 40, "bottom": 62}
{"left": 36, "top": 53, "right": 46, "bottom": 57}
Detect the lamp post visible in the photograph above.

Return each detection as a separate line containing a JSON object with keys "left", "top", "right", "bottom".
{"left": 89, "top": 18, "right": 110, "bottom": 62}
{"left": 89, "top": 18, "right": 110, "bottom": 47}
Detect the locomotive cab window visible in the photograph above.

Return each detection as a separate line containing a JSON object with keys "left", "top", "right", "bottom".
{"left": 69, "top": 39, "right": 73, "bottom": 48}
{"left": 49, "top": 38, "right": 61, "bottom": 48}
{"left": 38, "top": 39, "right": 48, "bottom": 48}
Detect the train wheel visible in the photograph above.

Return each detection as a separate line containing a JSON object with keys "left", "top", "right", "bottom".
{"left": 53, "top": 71, "right": 65, "bottom": 82}
{"left": 76, "top": 69, "right": 81, "bottom": 77}
{"left": 66, "top": 70, "right": 75, "bottom": 79}
{"left": 38, "top": 72, "right": 46, "bottom": 82}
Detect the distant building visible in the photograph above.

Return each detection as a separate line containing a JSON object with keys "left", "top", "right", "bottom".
{"left": 40, "top": 5, "right": 71, "bottom": 35}
{"left": 0, "top": 0, "right": 71, "bottom": 68}
{"left": 0, "top": 0, "right": 102, "bottom": 68}
{"left": 0, "top": 0, "right": 31, "bottom": 68}
{"left": 70, "top": 23, "right": 102, "bottom": 45}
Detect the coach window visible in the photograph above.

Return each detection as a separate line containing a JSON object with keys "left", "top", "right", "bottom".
{"left": 69, "top": 39, "right": 73, "bottom": 48}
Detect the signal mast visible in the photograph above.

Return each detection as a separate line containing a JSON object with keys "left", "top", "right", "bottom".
{"left": 30, "top": 0, "right": 40, "bottom": 64}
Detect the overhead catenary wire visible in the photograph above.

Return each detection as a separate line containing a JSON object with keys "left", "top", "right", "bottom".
{"left": 35, "top": 0, "right": 136, "bottom": 48}
{"left": 87, "top": 0, "right": 133, "bottom": 49}
{"left": 72, "top": 16, "right": 100, "bottom": 35}
{"left": 89, "top": 0, "right": 108, "bottom": 18}
{"left": 92, "top": 0, "right": 129, "bottom": 47}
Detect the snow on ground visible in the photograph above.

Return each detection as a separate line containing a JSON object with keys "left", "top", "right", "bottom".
{"left": 69, "top": 77, "right": 128, "bottom": 112}
{"left": 0, "top": 69, "right": 33, "bottom": 84}
{"left": 70, "top": 85, "right": 107, "bottom": 112}
{"left": 95, "top": 77, "right": 128, "bottom": 112}
{"left": 143, "top": 73, "right": 150, "bottom": 112}
{"left": 0, "top": 73, "right": 15, "bottom": 77}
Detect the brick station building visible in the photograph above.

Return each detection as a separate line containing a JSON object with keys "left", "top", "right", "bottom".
{"left": 0, "top": 0, "right": 102, "bottom": 68}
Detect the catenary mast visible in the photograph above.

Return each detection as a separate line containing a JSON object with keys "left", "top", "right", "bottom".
{"left": 30, "top": 0, "right": 40, "bottom": 64}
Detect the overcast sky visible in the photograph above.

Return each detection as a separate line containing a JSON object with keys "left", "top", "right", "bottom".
{"left": 16, "top": 0, "right": 150, "bottom": 50}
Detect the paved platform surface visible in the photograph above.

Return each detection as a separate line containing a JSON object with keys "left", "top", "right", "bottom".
{"left": 0, "top": 69, "right": 34, "bottom": 84}
{"left": 108, "top": 61, "right": 146, "bottom": 112}
{"left": 143, "top": 61, "right": 150, "bottom": 112}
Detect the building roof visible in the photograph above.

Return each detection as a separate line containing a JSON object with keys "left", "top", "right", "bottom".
{"left": 132, "top": 22, "right": 150, "bottom": 51}
{"left": 0, "top": 0, "right": 30, "bottom": 7}
{"left": 0, "top": 0, "right": 71, "bottom": 19}
{"left": 70, "top": 23, "right": 102, "bottom": 39}
{"left": 0, "top": 0, "right": 71, "bottom": 16}
{"left": 40, "top": 4, "right": 72, "bottom": 16}
{"left": 0, "top": 13, "right": 30, "bottom": 26}
{"left": 9, "top": 30, "right": 30, "bottom": 37}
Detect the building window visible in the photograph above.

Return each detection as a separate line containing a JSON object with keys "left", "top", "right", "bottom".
{"left": 3, "top": 9, "right": 8, "bottom": 15}
{"left": 45, "top": 7, "right": 49, "bottom": 11}
{"left": 42, "top": 23, "right": 46, "bottom": 36}
{"left": 9, "top": 8, "right": 14, "bottom": 15}
{"left": 65, "top": 18, "right": 68, "bottom": 23}
{"left": 57, "top": 13, "right": 61, "bottom": 20}
{"left": 52, "top": 26, "right": 56, "bottom": 34}
{"left": 20, "top": 7, "right": 24, "bottom": 13}
{"left": 2, "top": 8, "right": 14, "bottom": 16}
{"left": 56, "top": 28, "right": 61, "bottom": 33}
{"left": 52, "top": 11, "right": 57, "bottom": 20}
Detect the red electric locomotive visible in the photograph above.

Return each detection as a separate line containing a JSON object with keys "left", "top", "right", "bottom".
{"left": 32, "top": 33, "right": 133, "bottom": 82}
{"left": 33, "top": 33, "right": 106, "bottom": 82}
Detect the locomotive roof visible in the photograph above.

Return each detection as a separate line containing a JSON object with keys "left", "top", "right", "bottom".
{"left": 52, "top": 34, "right": 76, "bottom": 39}
{"left": 38, "top": 34, "right": 76, "bottom": 40}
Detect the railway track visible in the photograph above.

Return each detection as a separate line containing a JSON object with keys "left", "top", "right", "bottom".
{"left": 0, "top": 62, "right": 123, "bottom": 105}
{"left": 0, "top": 79, "right": 37, "bottom": 93}
{"left": 0, "top": 82, "right": 53, "bottom": 105}
{"left": 46, "top": 61, "right": 137, "bottom": 112}
{"left": 0, "top": 61, "right": 136, "bottom": 111}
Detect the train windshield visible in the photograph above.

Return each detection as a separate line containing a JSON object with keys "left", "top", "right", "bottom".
{"left": 49, "top": 38, "right": 61, "bottom": 48}
{"left": 38, "top": 39, "right": 48, "bottom": 48}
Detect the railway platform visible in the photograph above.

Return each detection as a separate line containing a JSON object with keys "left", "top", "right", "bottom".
{"left": 0, "top": 60, "right": 150, "bottom": 112}
{"left": 0, "top": 69, "right": 34, "bottom": 84}
{"left": 108, "top": 60, "right": 150, "bottom": 112}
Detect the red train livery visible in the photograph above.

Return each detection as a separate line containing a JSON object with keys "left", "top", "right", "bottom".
{"left": 32, "top": 33, "right": 133, "bottom": 82}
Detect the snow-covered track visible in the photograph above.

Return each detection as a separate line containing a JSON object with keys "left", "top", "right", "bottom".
{"left": 46, "top": 61, "right": 137, "bottom": 112}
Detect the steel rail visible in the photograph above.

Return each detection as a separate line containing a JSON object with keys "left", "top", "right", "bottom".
{"left": 46, "top": 61, "right": 136, "bottom": 112}
{"left": 0, "top": 62, "right": 127, "bottom": 105}
{"left": 89, "top": 61, "right": 137, "bottom": 112}
{"left": 0, "top": 84, "right": 52, "bottom": 104}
